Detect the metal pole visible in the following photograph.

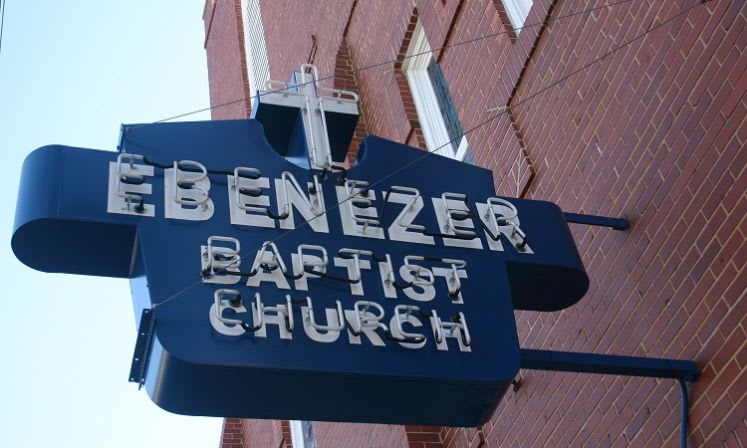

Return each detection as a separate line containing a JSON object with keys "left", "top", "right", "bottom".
{"left": 520, "top": 349, "right": 699, "bottom": 380}
{"left": 563, "top": 212, "right": 629, "bottom": 230}
{"left": 679, "top": 379, "right": 690, "bottom": 448}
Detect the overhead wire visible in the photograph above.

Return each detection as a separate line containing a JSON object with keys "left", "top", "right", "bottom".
{"left": 0, "top": 0, "right": 6, "bottom": 57}
{"left": 149, "top": 0, "right": 709, "bottom": 311}
{"left": 129, "top": 0, "right": 634, "bottom": 129}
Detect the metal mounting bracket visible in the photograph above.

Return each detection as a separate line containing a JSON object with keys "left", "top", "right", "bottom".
{"left": 520, "top": 349, "right": 699, "bottom": 380}
{"left": 129, "top": 308, "right": 156, "bottom": 389}
{"left": 519, "top": 348, "right": 699, "bottom": 448}
{"left": 564, "top": 212, "right": 629, "bottom": 230}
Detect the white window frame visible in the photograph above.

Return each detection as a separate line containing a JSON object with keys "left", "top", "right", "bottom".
{"left": 402, "top": 22, "right": 469, "bottom": 161}
{"left": 503, "top": 0, "right": 534, "bottom": 32}
{"left": 241, "top": 0, "right": 271, "bottom": 108}
{"left": 290, "top": 420, "right": 316, "bottom": 448}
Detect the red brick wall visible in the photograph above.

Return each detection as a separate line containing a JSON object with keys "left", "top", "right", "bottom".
{"left": 314, "top": 422, "right": 410, "bottom": 447}
{"left": 219, "top": 418, "right": 293, "bottom": 448}
{"left": 259, "top": 0, "right": 356, "bottom": 90}
{"left": 408, "top": 425, "right": 447, "bottom": 448}
{"left": 498, "top": 1, "right": 746, "bottom": 446}
{"left": 221, "top": 418, "right": 244, "bottom": 448}
{"left": 243, "top": 419, "right": 291, "bottom": 448}
{"left": 203, "top": 0, "right": 251, "bottom": 120}
{"left": 333, "top": 37, "right": 369, "bottom": 163}
{"left": 205, "top": 0, "right": 746, "bottom": 446}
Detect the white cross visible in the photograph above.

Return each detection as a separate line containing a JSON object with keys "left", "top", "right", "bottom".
{"left": 253, "top": 64, "right": 359, "bottom": 170}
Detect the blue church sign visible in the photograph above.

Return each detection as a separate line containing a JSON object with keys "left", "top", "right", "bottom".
{"left": 11, "top": 66, "right": 588, "bottom": 427}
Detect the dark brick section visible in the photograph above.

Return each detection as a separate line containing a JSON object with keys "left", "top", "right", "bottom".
{"left": 407, "top": 425, "right": 447, "bottom": 448}
{"left": 334, "top": 38, "right": 369, "bottom": 164}
{"left": 220, "top": 418, "right": 292, "bottom": 448}
{"left": 205, "top": 0, "right": 746, "bottom": 446}
{"left": 492, "top": 0, "right": 519, "bottom": 42}
{"left": 220, "top": 418, "right": 244, "bottom": 448}
{"left": 280, "top": 420, "right": 292, "bottom": 447}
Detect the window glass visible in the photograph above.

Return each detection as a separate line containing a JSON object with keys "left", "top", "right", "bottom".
{"left": 402, "top": 22, "right": 474, "bottom": 163}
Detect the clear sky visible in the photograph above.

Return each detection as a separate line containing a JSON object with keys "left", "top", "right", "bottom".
{"left": 0, "top": 1, "right": 224, "bottom": 447}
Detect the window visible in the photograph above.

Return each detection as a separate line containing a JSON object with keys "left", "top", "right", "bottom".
{"left": 402, "top": 22, "right": 472, "bottom": 162}
{"left": 241, "top": 0, "right": 271, "bottom": 108}
{"left": 502, "top": 0, "right": 533, "bottom": 32}
{"left": 290, "top": 420, "right": 317, "bottom": 448}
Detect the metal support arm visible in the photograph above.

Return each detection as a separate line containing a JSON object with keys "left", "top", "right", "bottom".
{"left": 520, "top": 349, "right": 699, "bottom": 380}
{"left": 564, "top": 212, "right": 629, "bottom": 230}
{"left": 520, "top": 349, "right": 699, "bottom": 448}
